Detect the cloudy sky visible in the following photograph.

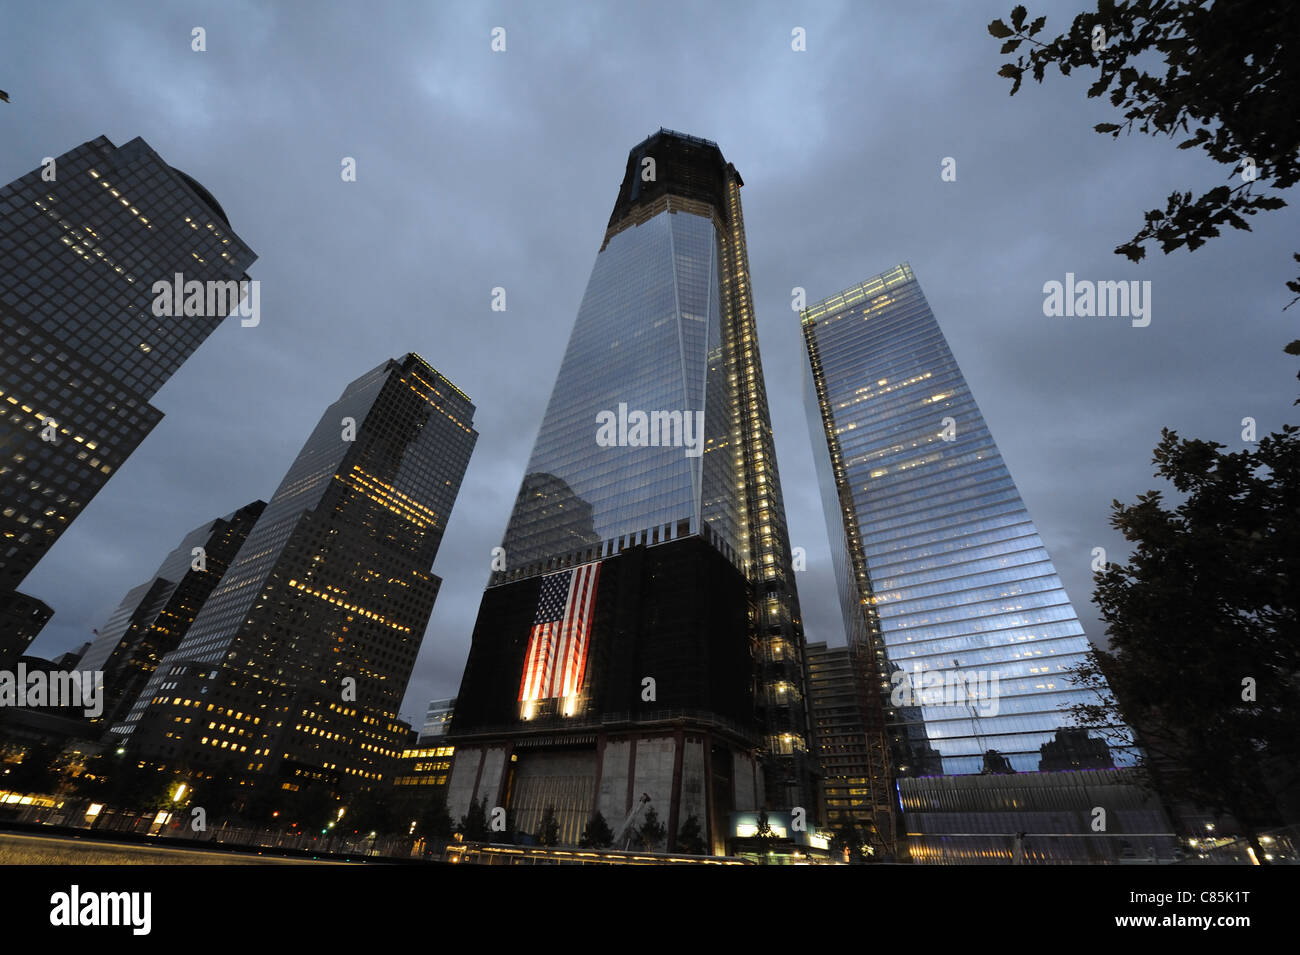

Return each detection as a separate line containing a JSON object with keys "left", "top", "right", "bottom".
{"left": 4, "top": 0, "right": 1296, "bottom": 732}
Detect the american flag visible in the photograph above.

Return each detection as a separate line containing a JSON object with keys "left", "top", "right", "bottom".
{"left": 518, "top": 561, "right": 601, "bottom": 703}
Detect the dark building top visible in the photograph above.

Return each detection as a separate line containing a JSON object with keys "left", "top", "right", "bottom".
{"left": 606, "top": 128, "right": 742, "bottom": 234}
{"left": 0, "top": 590, "right": 54, "bottom": 671}
{"left": 169, "top": 167, "right": 230, "bottom": 227}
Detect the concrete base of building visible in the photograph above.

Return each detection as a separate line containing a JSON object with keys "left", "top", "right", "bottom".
{"left": 446, "top": 721, "right": 764, "bottom": 857}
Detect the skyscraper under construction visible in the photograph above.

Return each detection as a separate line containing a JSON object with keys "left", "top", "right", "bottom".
{"left": 446, "top": 130, "right": 815, "bottom": 854}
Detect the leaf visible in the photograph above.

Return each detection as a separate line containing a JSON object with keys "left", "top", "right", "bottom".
{"left": 997, "top": 63, "right": 1025, "bottom": 94}
{"left": 1115, "top": 241, "right": 1146, "bottom": 263}
{"left": 1011, "top": 5, "right": 1027, "bottom": 31}
{"left": 988, "top": 18, "right": 1014, "bottom": 38}
{"left": 1095, "top": 122, "right": 1122, "bottom": 133}
{"left": 1001, "top": 38, "right": 1023, "bottom": 53}
{"left": 1029, "top": 15, "right": 1046, "bottom": 34}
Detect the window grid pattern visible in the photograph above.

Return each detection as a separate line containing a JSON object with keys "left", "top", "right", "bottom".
{"left": 802, "top": 264, "right": 1134, "bottom": 775}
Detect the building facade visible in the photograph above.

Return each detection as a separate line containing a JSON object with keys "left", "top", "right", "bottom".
{"left": 77, "top": 500, "right": 266, "bottom": 730}
{"left": 447, "top": 130, "right": 815, "bottom": 855}
{"left": 0, "top": 591, "right": 52, "bottom": 670}
{"left": 0, "top": 136, "right": 257, "bottom": 636}
{"left": 419, "top": 697, "right": 456, "bottom": 742}
{"left": 392, "top": 739, "right": 456, "bottom": 832}
{"left": 806, "top": 641, "right": 881, "bottom": 838}
{"left": 899, "top": 768, "right": 1176, "bottom": 864}
{"left": 801, "top": 264, "right": 1138, "bottom": 859}
{"left": 109, "top": 354, "right": 476, "bottom": 797}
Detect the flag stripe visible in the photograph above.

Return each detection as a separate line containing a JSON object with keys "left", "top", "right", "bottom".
{"left": 518, "top": 561, "right": 601, "bottom": 704}
{"left": 557, "top": 565, "right": 587, "bottom": 697}
{"left": 567, "top": 563, "right": 599, "bottom": 696}
{"left": 549, "top": 569, "right": 581, "bottom": 698}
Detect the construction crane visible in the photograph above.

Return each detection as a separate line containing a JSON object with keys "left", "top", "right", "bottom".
{"left": 614, "top": 792, "right": 654, "bottom": 851}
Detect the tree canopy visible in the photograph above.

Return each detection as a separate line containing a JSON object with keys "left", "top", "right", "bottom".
{"left": 989, "top": 0, "right": 1300, "bottom": 309}
{"left": 1072, "top": 417, "right": 1300, "bottom": 852}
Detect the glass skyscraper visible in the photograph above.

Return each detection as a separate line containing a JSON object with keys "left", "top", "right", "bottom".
{"left": 495, "top": 193, "right": 740, "bottom": 575}
{"left": 801, "top": 264, "right": 1133, "bottom": 787}
{"left": 448, "top": 130, "right": 815, "bottom": 854}
{"left": 77, "top": 500, "right": 266, "bottom": 729}
{"left": 0, "top": 135, "right": 256, "bottom": 639}
{"left": 111, "top": 354, "right": 476, "bottom": 793}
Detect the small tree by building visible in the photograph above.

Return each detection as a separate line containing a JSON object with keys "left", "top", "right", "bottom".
{"left": 417, "top": 793, "right": 453, "bottom": 844}
{"left": 637, "top": 805, "right": 666, "bottom": 850}
{"left": 75, "top": 753, "right": 177, "bottom": 815}
{"left": 192, "top": 761, "right": 240, "bottom": 822}
{"left": 831, "top": 821, "right": 866, "bottom": 863}
{"left": 293, "top": 783, "right": 338, "bottom": 833}
{"left": 676, "top": 814, "right": 707, "bottom": 855}
{"left": 537, "top": 805, "right": 560, "bottom": 846}
{"left": 754, "top": 809, "right": 778, "bottom": 863}
{"left": 3, "top": 739, "right": 62, "bottom": 794}
{"left": 580, "top": 810, "right": 614, "bottom": 848}
{"left": 458, "top": 796, "right": 490, "bottom": 841}
{"left": 345, "top": 787, "right": 399, "bottom": 836}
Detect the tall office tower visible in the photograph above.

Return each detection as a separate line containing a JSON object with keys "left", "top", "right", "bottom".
{"left": 800, "top": 264, "right": 1134, "bottom": 849}
{"left": 447, "top": 130, "right": 814, "bottom": 855}
{"left": 806, "top": 641, "right": 882, "bottom": 838}
{"left": 0, "top": 136, "right": 256, "bottom": 636}
{"left": 110, "top": 355, "right": 476, "bottom": 794}
{"left": 77, "top": 500, "right": 266, "bottom": 730}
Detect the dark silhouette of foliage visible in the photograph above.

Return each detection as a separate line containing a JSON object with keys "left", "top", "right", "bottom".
{"left": 292, "top": 784, "right": 338, "bottom": 832}
{"left": 71, "top": 752, "right": 175, "bottom": 812}
{"left": 537, "top": 805, "right": 560, "bottom": 846}
{"left": 676, "top": 813, "right": 707, "bottom": 854}
{"left": 192, "top": 761, "right": 239, "bottom": 821}
{"left": 580, "top": 810, "right": 614, "bottom": 848}
{"left": 345, "top": 787, "right": 400, "bottom": 836}
{"left": 458, "top": 796, "right": 490, "bottom": 840}
{"left": 830, "top": 821, "right": 867, "bottom": 862}
{"left": 3, "top": 739, "right": 61, "bottom": 794}
{"left": 989, "top": 1, "right": 1300, "bottom": 310}
{"left": 637, "top": 805, "right": 666, "bottom": 850}
{"left": 417, "top": 792, "right": 453, "bottom": 843}
{"left": 1070, "top": 401, "right": 1300, "bottom": 859}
